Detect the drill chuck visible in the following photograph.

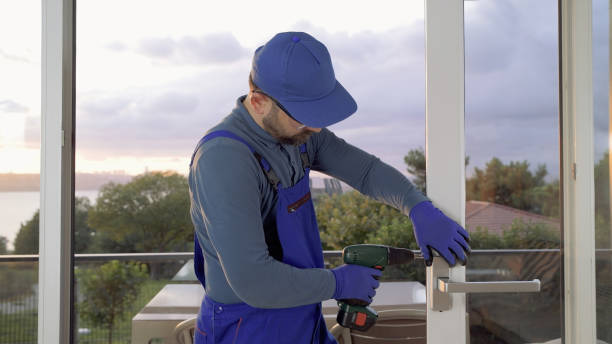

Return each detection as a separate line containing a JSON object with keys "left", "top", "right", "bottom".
{"left": 388, "top": 246, "right": 415, "bottom": 265}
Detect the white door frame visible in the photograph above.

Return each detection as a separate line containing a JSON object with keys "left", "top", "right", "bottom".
{"left": 38, "top": 0, "right": 598, "bottom": 343}
{"left": 424, "top": 0, "right": 598, "bottom": 343}
{"left": 40, "top": 0, "right": 75, "bottom": 343}
{"left": 560, "top": 0, "right": 597, "bottom": 342}
{"left": 424, "top": 0, "right": 467, "bottom": 343}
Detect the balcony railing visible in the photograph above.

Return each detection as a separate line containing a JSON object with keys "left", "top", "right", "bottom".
{"left": 1, "top": 249, "right": 611, "bottom": 344}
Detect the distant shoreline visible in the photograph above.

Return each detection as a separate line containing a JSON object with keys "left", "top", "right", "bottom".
{"left": 0, "top": 173, "right": 133, "bottom": 192}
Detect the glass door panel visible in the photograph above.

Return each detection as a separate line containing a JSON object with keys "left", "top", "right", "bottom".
{"left": 593, "top": 0, "right": 612, "bottom": 342}
{"left": 464, "top": 0, "right": 562, "bottom": 342}
{"left": 74, "top": 1, "right": 427, "bottom": 342}
{"left": 0, "top": 1, "right": 41, "bottom": 343}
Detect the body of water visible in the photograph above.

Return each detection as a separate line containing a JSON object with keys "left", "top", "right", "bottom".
{"left": 0, "top": 190, "right": 99, "bottom": 251}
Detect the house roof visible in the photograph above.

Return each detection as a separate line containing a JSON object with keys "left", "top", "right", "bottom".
{"left": 465, "top": 200, "right": 560, "bottom": 236}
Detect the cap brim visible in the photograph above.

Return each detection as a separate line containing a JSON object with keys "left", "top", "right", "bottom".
{"left": 279, "top": 81, "right": 357, "bottom": 128}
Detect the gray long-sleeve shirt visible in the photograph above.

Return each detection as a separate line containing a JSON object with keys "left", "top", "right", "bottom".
{"left": 188, "top": 96, "right": 428, "bottom": 308}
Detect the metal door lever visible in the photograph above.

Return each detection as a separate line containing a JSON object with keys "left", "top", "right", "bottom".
{"left": 428, "top": 257, "right": 542, "bottom": 311}
{"left": 437, "top": 278, "right": 541, "bottom": 293}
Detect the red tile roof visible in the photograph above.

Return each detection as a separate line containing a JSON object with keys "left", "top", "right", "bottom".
{"left": 465, "top": 200, "right": 560, "bottom": 236}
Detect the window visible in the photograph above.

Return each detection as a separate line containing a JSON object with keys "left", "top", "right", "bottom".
{"left": 0, "top": 1, "right": 42, "bottom": 342}
{"left": 74, "top": 1, "right": 426, "bottom": 341}
{"left": 464, "top": 1, "right": 562, "bottom": 342}
{"left": 593, "top": 0, "right": 612, "bottom": 341}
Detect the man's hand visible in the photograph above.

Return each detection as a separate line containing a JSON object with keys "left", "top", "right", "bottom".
{"left": 331, "top": 264, "right": 382, "bottom": 303}
{"left": 409, "top": 201, "right": 471, "bottom": 266}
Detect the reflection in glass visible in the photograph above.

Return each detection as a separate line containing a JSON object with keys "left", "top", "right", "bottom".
{"left": 467, "top": 251, "right": 560, "bottom": 342}
{"left": 593, "top": 0, "right": 612, "bottom": 342}
{"left": 464, "top": 0, "right": 561, "bottom": 342}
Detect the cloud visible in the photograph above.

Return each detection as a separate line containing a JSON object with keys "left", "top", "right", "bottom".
{"left": 137, "top": 32, "right": 249, "bottom": 65}
{"left": 460, "top": 0, "right": 562, "bottom": 178}
{"left": 74, "top": 0, "right": 577, "bottom": 181}
{"left": 79, "top": 95, "right": 132, "bottom": 116}
{"left": 592, "top": 0, "right": 609, "bottom": 160}
{"left": 465, "top": 116, "right": 560, "bottom": 178}
{"left": 465, "top": 2, "right": 519, "bottom": 75}
{"left": 290, "top": 22, "right": 425, "bottom": 126}
{"left": 0, "top": 100, "right": 29, "bottom": 113}
{"left": 0, "top": 49, "right": 30, "bottom": 63}
{"left": 75, "top": 67, "right": 243, "bottom": 156}
{"left": 139, "top": 37, "right": 174, "bottom": 58}
{"left": 24, "top": 115, "right": 40, "bottom": 148}
{"left": 283, "top": 7, "right": 562, "bottom": 177}
{"left": 106, "top": 41, "right": 127, "bottom": 52}
{"left": 140, "top": 92, "right": 199, "bottom": 116}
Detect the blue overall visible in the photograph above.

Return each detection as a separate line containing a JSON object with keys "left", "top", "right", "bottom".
{"left": 190, "top": 130, "right": 337, "bottom": 344}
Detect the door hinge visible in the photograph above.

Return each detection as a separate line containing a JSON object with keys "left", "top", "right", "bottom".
{"left": 572, "top": 163, "right": 576, "bottom": 180}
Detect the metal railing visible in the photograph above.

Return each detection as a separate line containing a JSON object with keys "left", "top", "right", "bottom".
{"left": 0, "top": 251, "right": 342, "bottom": 262}
{"left": 3, "top": 248, "right": 612, "bottom": 263}
{"left": 1, "top": 249, "right": 611, "bottom": 344}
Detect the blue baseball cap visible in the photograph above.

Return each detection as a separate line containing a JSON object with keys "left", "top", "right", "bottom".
{"left": 251, "top": 32, "right": 358, "bottom": 128}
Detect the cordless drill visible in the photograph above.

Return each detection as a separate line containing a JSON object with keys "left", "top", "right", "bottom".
{"left": 336, "top": 244, "right": 416, "bottom": 332}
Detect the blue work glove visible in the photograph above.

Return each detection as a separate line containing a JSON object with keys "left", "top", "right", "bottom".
{"left": 409, "top": 201, "right": 471, "bottom": 267}
{"left": 331, "top": 264, "right": 382, "bottom": 303}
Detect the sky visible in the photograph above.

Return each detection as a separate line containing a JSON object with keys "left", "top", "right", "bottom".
{"left": 0, "top": 0, "right": 609, "bottom": 181}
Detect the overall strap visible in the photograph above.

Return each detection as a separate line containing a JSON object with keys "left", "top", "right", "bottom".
{"left": 190, "top": 130, "right": 254, "bottom": 166}
{"left": 191, "top": 130, "right": 284, "bottom": 286}
{"left": 190, "top": 130, "right": 281, "bottom": 189}
{"left": 299, "top": 143, "right": 311, "bottom": 170}
{"left": 194, "top": 233, "right": 205, "bottom": 286}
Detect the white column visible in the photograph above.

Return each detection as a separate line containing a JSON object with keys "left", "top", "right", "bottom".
{"left": 560, "top": 0, "right": 597, "bottom": 342}
{"left": 39, "top": 0, "right": 74, "bottom": 343}
{"left": 425, "top": 0, "right": 467, "bottom": 343}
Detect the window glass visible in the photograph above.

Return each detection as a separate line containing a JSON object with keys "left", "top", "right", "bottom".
{"left": 464, "top": 1, "right": 562, "bottom": 342}
{"left": 593, "top": 0, "right": 612, "bottom": 342}
{"left": 75, "top": 1, "right": 426, "bottom": 342}
{"left": 0, "top": 1, "right": 41, "bottom": 342}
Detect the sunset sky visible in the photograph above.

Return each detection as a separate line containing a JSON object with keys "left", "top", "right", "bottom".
{"left": 0, "top": 0, "right": 609, "bottom": 179}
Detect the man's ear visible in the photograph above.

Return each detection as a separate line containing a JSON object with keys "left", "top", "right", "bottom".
{"left": 249, "top": 91, "right": 269, "bottom": 115}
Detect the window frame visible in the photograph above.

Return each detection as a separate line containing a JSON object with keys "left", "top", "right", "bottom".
{"left": 40, "top": 0, "right": 75, "bottom": 342}
{"left": 39, "top": 0, "right": 598, "bottom": 343}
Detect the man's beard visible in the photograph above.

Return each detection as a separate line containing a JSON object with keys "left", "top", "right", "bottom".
{"left": 262, "top": 107, "right": 313, "bottom": 146}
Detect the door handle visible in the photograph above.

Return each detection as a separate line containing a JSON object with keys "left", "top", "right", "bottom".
{"left": 438, "top": 278, "right": 541, "bottom": 293}
{"left": 428, "top": 257, "right": 541, "bottom": 311}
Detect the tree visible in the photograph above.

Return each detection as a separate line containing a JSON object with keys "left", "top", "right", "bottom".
{"left": 469, "top": 220, "right": 559, "bottom": 250}
{"left": 13, "top": 210, "right": 39, "bottom": 254}
{"left": 469, "top": 227, "right": 505, "bottom": 249}
{"left": 404, "top": 147, "right": 470, "bottom": 195}
{"left": 466, "top": 158, "right": 554, "bottom": 216}
{"left": 528, "top": 180, "right": 560, "bottom": 218}
{"left": 315, "top": 191, "right": 422, "bottom": 282}
{"left": 404, "top": 149, "right": 558, "bottom": 218}
{"left": 13, "top": 197, "right": 95, "bottom": 254}
{"left": 0, "top": 236, "right": 8, "bottom": 254}
{"left": 595, "top": 152, "right": 611, "bottom": 248}
{"left": 75, "top": 197, "right": 96, "bottom": 253}
{"left": 501, "top": 219, "right": 559, "bottom": 249}
{"left": 316, "top": 191, "right": 416, "bottom": 250}
{"left": 76, "top": 260, "right": 147, "bottom": 344}
{"left": 404, "top": 147, "right": 426, "bottom": 194}
{"left": 88, "top": 171, "right": 192, "bottom": 253}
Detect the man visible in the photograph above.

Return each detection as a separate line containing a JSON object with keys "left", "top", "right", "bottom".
{"left": 188, "top": 32, "right": 470, "bottom": 344}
